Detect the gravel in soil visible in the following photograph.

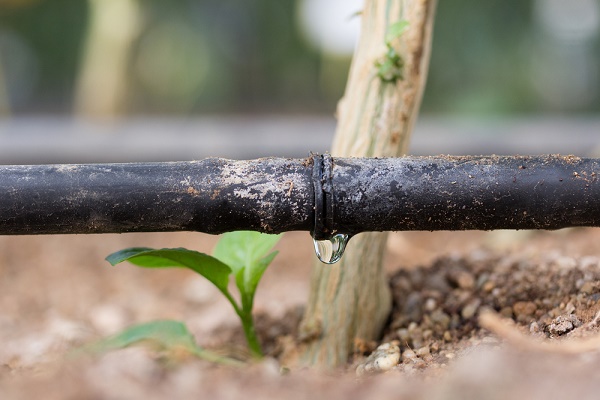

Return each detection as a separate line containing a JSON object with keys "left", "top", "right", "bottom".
{"left": 1, "top": 229, "right": 600, "bottom": 399}
{"left": 376, "top": 241, "right": 600, "bottom": 373}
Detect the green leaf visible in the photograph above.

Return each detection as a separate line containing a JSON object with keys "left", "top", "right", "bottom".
{"left": 213, "top": 231, "right": 281, "bottom": 274}
{"left": 233, "top": 251, "right": 278, "bottom": 311}
{"left": 245, "top": 251, "right": 278, "bottom": 299}
{"left": 82, "top": 320, "right": 244, "bottom": 366}
{"left": 85, "top": 320, "right": 200, "bottom": 354}
{"left": 213, "top": 231, "right": 281, "bottom": 311}
{"left": 106, "top": 247, "right": 232, "bottom": 294}
{"left": 386, "top": 19, "right": 409, "bottom": 44}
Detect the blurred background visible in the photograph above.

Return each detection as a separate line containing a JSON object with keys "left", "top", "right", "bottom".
{"left": 0, "top": 0, "right": 599, "bottom": 163}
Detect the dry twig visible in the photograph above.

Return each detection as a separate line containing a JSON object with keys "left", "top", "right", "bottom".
{"left": 479, "top": 310, "right": 600, "bottom": 354}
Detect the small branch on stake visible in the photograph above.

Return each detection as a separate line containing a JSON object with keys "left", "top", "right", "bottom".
{"left": 480, "top": 310, "right": 600, "bottom": 355}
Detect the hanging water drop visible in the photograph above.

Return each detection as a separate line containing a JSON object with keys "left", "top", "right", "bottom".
{"left": 313, "top": 233, "right": 349, "bottom": 264}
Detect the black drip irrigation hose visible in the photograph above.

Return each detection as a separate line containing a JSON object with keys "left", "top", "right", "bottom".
{"left": 0, "top": 158, "right": 314, "bottom": 236}
{"left": 0, "top": 154, "right": 599, "bottom": 239}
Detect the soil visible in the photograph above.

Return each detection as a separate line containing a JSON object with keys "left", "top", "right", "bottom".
{"left": 1, "top": 229, "right": 600, "bottom": 399}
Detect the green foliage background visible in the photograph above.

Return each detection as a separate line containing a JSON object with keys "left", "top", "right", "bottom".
{"left": 0, "top": 0, "right": 598, "bottom": 115}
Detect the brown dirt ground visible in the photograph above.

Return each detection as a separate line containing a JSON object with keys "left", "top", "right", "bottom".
{"left": 1, "top": 229, "right": 600, "bottom": 399}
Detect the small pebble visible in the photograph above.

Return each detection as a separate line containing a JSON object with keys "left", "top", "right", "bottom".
{"left": 413, "top": 358, "right": 427, "bottom": 369}
{"left": 482, "top": 281, "right": 495, "bottom": 292}
{"left": 404, "top": 292, "right": 424, "bottom": 321}
{"left": 356, "top": 342, "right": 401, "bottom": 376}
{"left": 476, "top": 272, "right": 490, "bottom": 289}
{"left": 396, "top": 328, "right": 410, "bottom": 342}
{"left": 416, "top": 346, "right": 430, "bottom": 357}
{"left": 430, "top": 309, "right": 451, "bottom": 329}
{"left": 450, "top": 314, "right": 461, "bottom": 329}
{"left": 461, "top": 298, "right": 481, "bottom": 320}
{"left": 457, "top": 272, "right": 475, "bottom": 290}
{"left": 411, "top": 336, "right": 425, "bottom": 350}
{"left": 424, "top": 298, "right": 437, "bottom": 312}
{"left": 580, "top": 281, "right": 595, "bottom": 295}
{"left": 546, "top": 314, "right": 582, "bottom": 336}
{"left": 443, "top": 331, "right": 453, "bottom": 342}
{"left": 513, "top": 301, "right": 537, "bottom": 318}
{"left": 402, "top": 349, "right": 416, "bottom": 361}
{"left": 529, "top": 321, "right": 540, "bottom": 333}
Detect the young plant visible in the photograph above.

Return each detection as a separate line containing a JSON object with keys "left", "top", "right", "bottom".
{"left": 105, "top": 231, "right": 282, "bottom": 358}
{"left": 81, "top": 320, "right": 243, "bottom": 367}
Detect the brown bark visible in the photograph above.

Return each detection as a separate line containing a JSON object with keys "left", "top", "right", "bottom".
{"left": 299, "top": 0, "right": 437, "bottom": 368}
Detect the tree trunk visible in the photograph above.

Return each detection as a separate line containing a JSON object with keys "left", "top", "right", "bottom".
{"left": 299, "top": 0, "right": 437, "bottom": 368}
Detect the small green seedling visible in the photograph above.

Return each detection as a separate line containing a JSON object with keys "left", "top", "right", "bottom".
{"left": 375, "top": 19, "right": 409, "bottom": 83}
{"left": 82, "top": 320, "right": 243, "bottom": 367}
{"left": 105, "top": 231, "right": 281, "bottom": 359}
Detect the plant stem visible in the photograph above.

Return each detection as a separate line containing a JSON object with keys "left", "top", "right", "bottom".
{"left": 240, "top": 313, "right": 263, "bottom": 358}
{"left": 223, "top": 291, "right": 263, "bottom": 358}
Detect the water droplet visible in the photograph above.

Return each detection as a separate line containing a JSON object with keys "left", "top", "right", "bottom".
{"left": 313, "top": 233, "right": 349, "bottom": 264}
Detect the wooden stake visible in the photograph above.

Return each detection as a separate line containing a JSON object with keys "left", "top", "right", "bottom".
{"left": 300, "top": 0, "right": 437, "bottom": 368}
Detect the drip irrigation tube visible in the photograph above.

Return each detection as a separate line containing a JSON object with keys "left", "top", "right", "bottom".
{"left": 0, "top": 154, "right": 599, "bottom": 238}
